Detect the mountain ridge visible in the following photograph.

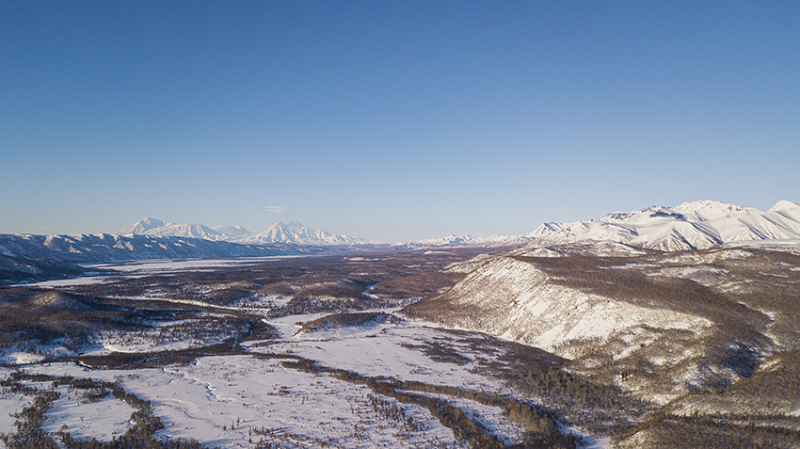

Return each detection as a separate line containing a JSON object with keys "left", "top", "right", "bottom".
{"left": 0, "top": 233, "right": 324, "bottom": 285}
{"left": 114, "top": 200, "right": 800, "bottom": 251}
{"left": 116, "top": 219, "right": 371, "bottom": 246}
{"left": 520, "top": 199, "right": 800, "bottom": 252}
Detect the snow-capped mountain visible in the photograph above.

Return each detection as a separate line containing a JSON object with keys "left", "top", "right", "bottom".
{"left": 210, "top": 225, "right": 251, "bottom": 239}
{"left": 116, "top": 217, "right": 166, "bottom": 235}
{"left": 0, "top": 233, "right": 298, "bottom": 264}
{"left": 388, "top": 200, "right": 800, "bottom": 251}
{"left": 521, "top": 200, "right": 800, "bottom": 252}
{"left": 116, "top": 218, "right": 249, "bottom": 242}
{"left": 239, "top": 221, "right": 371, "bottom": 245}
{"left": 116, "top": 218, "right": 370, "bottom": 246}
{"left": 242, "top": 221, "right": 295, "bottom": 243}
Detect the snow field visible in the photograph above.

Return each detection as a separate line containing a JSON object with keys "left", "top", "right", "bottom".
{"left": 20, "top": 356, "right": 465, "bottom": 449}
{"left": 0, "top": 369, "right": 31, "bottom": 449}
{"left": 42, "top": 383, "right": 137, "bottom": 441}
{"left": 24, "top": 256, "right": 304, "bottom": 288}
{"left": 258, "top": 315, "right": 504, "bottom": 392}
{"left": 90, "top": 257, "right": 290, "bottom": 274}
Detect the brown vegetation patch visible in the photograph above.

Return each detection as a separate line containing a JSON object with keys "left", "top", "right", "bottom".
{"left": 296, "top": 311, "right": 396, "bottom": 334}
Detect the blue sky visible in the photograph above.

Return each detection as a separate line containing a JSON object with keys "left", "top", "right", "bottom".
{"left": 1, "top": 1, "right": 798, "bottom": 241}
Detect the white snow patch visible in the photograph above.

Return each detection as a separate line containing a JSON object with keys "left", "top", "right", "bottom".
{"left": 0, "top": 352, "right": 45, "bottom": 365}
{"left": 43, "top": 385, "right": 137, "bottom": 441}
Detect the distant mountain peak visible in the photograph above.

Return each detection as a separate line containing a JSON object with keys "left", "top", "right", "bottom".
{"left": 285, "top": 220, "right": 305, "bottom": 233}
{"left": 117, "top": 217, "right": 165, "bottom": 235}
{"left": 768, "top": 200, "right": 799, "bottom": 213}
{"left": 673, "top": 200, "right": 760, "bottom": 215}
{"left": 140, "top": 217, "right": 164, "bottom": 226}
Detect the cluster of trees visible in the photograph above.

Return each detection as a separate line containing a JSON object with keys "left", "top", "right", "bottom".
{"left": 367, "top": 394, "right": 426, "bottom": 433}
{"left": 401, "top": 341, "right": 472, "bottom": 365}
{"left": 297, "top": 312, "right": 390, "bottom": 334}
{"left": 616, "top": 412, "right": 800, "bottom": 449}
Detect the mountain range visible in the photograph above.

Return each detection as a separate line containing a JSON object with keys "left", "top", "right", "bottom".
{"left": 3, "top": 199, "right": 799, "bottom": 285}
{"left": 116, "top": 219, "right": 371, "bottom": 245}
{"left": 0, "top": 233, "right": 318, "bottom": 285}
{"left": 113, "top": 200, "right": 800, "bottom": 251}
{"left": 395, "top": 199, "right": 800, "bottom": 251}
{"left": 519, "top": 199, "right": 800, "bottom": 253}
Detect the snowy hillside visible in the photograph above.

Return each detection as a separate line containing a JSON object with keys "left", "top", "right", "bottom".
{"left": 404, "top": 243, "right": 797, "bottom": 405}
{"left": 407, "top": 256, "right": 712, "bottom": 356}
{"left": 522, "top": 200, "right": 800, "bottom": 252}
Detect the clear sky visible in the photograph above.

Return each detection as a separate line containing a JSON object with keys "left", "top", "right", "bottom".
{"left": 1, "top": 1, "right": 798, "bottom": 242}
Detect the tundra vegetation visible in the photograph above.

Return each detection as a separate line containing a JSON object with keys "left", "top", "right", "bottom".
{"left": 0, "top": 247, "right": 798, "bottom": 448}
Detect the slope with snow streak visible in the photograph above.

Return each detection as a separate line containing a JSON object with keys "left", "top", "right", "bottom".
{"left": 409, "top": 257, "right": 711, "bottom": 356}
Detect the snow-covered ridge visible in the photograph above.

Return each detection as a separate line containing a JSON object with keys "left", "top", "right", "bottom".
{"left": 395, "top": 199, "right": 799, "bottom": 251}
{"left": 522, "top": 200, "right": 800, "bottom": 252}
{"left": 116, "top": 219, "right": 373, "bottom": 246}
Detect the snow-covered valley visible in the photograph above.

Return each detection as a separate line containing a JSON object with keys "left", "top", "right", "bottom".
{"left": 1, "top": 249, "right": 599, "bottom": 449}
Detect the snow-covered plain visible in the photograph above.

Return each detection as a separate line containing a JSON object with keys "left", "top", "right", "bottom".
{"left": 262, "top": 313, "right": 502, "bottom": 392}
{"left": 13, "top": 355, "right": 465, "bottom": 449}
{"left": 0, "top": 281, "right": 562, "bottom": 449}
{"left": 82, "top": 317, "right": 249, "bottom": 355}
{"left": 23, "top": 256, "right": 306, "bottom": 288}
{"left": 1, "top": 316, "right": 524, "bottom": 449}
{"left": 90, "top": 257, "right": 298, "bottom": 273}
{"left": 0, "top": 294, "right": 597, "bottom": 449}
{"left": 42, "top": 384, "right": 138, "bottom": 441}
